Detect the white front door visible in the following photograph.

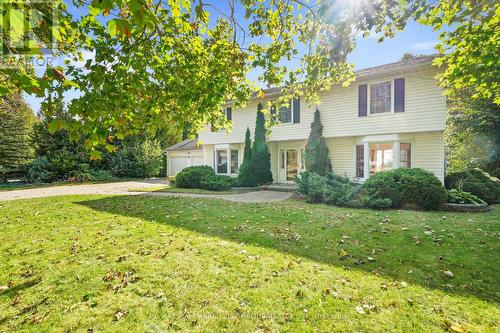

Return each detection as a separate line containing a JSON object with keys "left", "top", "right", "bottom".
{"left": 278, "top": 148, "right": 299, "bottom": 183}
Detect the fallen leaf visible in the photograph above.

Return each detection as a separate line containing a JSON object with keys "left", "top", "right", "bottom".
{"left": 339, "top": 249, "right": 349, "bottom": 259}
{"left": 114, "top": 309, "right": 125, "bottom": 321}
{"left": 444, "top": 271, "right": 454, "bottom": 278}
{"left": 355, "top": 306, "right": 365, "bottom": 314}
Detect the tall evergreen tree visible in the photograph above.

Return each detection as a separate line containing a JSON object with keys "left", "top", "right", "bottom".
{"left": 237, "top": 127, "right": 253, "bottom": 186}
{"left": 305, "top": 108, "right": 332, "bottom": 176}
{"left": 0, "top": 94, "right": 37, "bottom": 182}
{"left": 250, "top": 106, "right": 273, "bottom": 185}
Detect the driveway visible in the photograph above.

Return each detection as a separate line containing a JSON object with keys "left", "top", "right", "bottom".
{"left": 0, "top": 179, "right": 292, "bottom": 203}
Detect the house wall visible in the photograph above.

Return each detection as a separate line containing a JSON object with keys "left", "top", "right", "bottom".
{"left": 198, "top": 63, "right": 446, "bottom": 145}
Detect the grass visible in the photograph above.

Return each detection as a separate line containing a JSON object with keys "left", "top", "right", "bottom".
{"left": 0, "top": 179, "right": 143, "bottom": 192}
{"left": 128, "top": 186, "right": 252, "bottom": 195}
{"left": 0, "top": 195, "right": 499, "bottom": 332}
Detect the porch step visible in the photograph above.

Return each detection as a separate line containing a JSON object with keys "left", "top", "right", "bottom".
{"left": 261, "top": 183, "right": 297, "bottom": 193}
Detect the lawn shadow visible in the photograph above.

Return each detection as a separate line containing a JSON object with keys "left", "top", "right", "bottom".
{"left": 77, "top": 195, "right": 500, "bottom": 305}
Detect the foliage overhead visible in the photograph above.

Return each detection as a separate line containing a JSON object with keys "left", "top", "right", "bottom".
{"left": 1, "top": 0, "right": 498, "bottom": 154}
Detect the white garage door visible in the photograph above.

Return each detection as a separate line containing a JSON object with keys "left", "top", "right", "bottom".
{"left": 170, "top": 156, "right": 190, "bottom": 175}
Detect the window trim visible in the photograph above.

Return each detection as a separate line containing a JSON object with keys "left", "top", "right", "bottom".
{"left": 230, "top": 149, "right": 239, "bottom": 175}
{"left": 272, "top": 100, "right": 296, "bottom": 125}
{"left": 367, "top": 80, "right": 395, "bottom": 116}
{"left": 215, "top": 148, "right": 239, "bottom": 176}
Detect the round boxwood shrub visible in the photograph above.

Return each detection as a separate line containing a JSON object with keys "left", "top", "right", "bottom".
{"left": 175, "top": 165, "right": 215, "bottom": 189}
{"left": 361, "top": 168, "right": 447, "bottom": 210}
{"left": 445, "top": 169, "right": 499, "bottom": 204}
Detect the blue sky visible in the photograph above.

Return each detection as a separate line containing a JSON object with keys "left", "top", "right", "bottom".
{"left": 25, "top": 2, "right": 439, "bottom": 113}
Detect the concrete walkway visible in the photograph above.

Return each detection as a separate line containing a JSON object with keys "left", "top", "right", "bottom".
{"left": 0, "top": 179, "right": 293, "bottom": 203}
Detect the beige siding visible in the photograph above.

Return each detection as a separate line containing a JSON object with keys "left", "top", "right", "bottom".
{"left": 411, "top": 131, "right": 445, "bottom": 182}
{"left": 327, "top": 137, "right": 356, "bottom": 179}
{"left": 198, "top": 63, "right": 446, "bottom": 145}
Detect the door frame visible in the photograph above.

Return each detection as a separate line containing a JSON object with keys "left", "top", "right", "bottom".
{"left": 279, "top": 147, "right": 301, "bottom": 183}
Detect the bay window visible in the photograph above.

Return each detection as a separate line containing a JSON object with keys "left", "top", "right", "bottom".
{"left": 370, "top": 143, "right": 394, "bottom": 174}
{"left": 216, "top": 148, "right": 239, "bottom": 175}
{"left": 400, "top": 143, "right": 411, "bottom": 168}
{"left": 230, "top": 149, "right": 239, "bottom": 174}
{"left": 216, "top": 150, "right": 228, "bottom": 174}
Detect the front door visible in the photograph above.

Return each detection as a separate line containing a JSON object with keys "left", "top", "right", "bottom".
{"left": 286, "top": 149, "right": 298, "bottom": 182}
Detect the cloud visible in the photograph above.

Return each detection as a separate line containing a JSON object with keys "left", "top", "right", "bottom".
{"left": 410, "top": 41, "right": 437, "bottom": 50}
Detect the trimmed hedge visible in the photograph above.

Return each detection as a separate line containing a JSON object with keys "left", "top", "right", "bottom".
{"left": 360, "top": 168, "right": 447, "bottom": 210}
{"left": 445, "top": 169, "right": 499, "bottom": 204}
{"left": 175, "top": 165, "right": 233, "bottom": 191}
{"left": 175, "top": 165, "right": 215, "bottom": 189}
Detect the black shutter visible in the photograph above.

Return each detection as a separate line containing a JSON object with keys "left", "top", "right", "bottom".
{"left": 226, "top": 107, "right": 232, "bottom": 120}
{"left": 358, "top": 84, "right": 367, "bottom": 117}
{"left": 270, "top": 102, "right": 276, "bottom": 117}
{"left": 394, "top": 78, "right": 405, "bottom": 113}
{"left": 257, "top": 103, "right": 263, "bottom": 112}
{"left": 293, "top": 97, "right": 300, "bottom": 123}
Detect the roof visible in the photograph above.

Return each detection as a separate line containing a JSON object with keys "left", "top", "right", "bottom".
{"left": 249, "top": 55, "right": 436, "bottom": 99}
{"left": 165, "top": 138, "right": 201, "bottom": 151}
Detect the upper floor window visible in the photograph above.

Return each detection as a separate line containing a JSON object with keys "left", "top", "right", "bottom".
{"left": 370, "top": 81, "right": 391, "bottom": 114}
{"left": 223, "top": 107, "right": 232, "bottom": 121}
{"left": 279, "top": 102, "right": 292, "bottom": 123}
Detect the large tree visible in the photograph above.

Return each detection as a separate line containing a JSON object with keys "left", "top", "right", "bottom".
{"left": 1, "top": 0, "right": 497, "bottom": 155}
{"left": 446, "top": 91, "right": 500, "bottom": 175}
{"left": 305, "top": 108, "right": 332, "bottom": 176}
{"left": 0, "top": 94, "right": 37, "bottom": 181}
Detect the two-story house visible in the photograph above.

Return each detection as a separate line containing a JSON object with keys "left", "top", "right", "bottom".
{"left": 166, "top": 56, "right": 446, "bottom": 183}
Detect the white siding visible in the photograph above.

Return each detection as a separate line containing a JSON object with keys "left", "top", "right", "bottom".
{"left": 411, "top": 131, "right": 445, "bottom": 182}
{"left": 198, "top": 63, "right": 446, "bottom": 145}
{"left": 327, "top": 137, "right": 356, "bottom": 179}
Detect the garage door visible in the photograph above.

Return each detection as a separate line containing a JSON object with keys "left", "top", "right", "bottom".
{"left": 170, "top": 156, "right": 190, "bottom": 175}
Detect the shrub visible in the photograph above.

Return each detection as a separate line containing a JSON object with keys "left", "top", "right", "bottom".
{"left": 445, "top": 168, "right": 499, "bottom": 204}
{"left": 24, "top": 156, "right": 53, "bottom": 184}
{"left": 66, "top": 163, "right": 92, "bottom": 182}
{"left": 200, "top": 175, "right": 233, "bottom": 191}
{"left": 133, "top": 138, "right": 163, "bottom": 178}
{"left": 167, "top": 175, "right": 176, "bottom": 186}
{"left": 304, "top": 108, "right": 332, "bottom": 176}
{"left": 323, "top": 173, "right": 358, "bottom": 206}
{"left": 296, "top": 171, "right": 327, "bottom": 203}
{"left": 90, "top": 169, "right": 116, "bottom": 181}
{"left": 297, "top": 171, "right": 357, "bottom": 205}
{"left": 361, "top": 168, "right": 447, "bottom": 210}
{"left": 447, "top": 189, "right": 485, "bottom": 205}
{"left": 250, "top": 107, "right": 273, "bottom": 185}
{"left": 175, "top": 165, "right": 215, "bottom": 188}
{"left": 237, "top": 127, "right": 254, "bottom": 186}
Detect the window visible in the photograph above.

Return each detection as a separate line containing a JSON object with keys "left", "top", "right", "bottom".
{"left": 279, "top": 102, "right": 292, "bottom": 123}
{"left": 224, "top": 107, "right": 232, "bottom": 121}
{"left": 216, "top": 150, "right": 227, "bottom": 174}
{"left": 370, "top": 81, "right": 391, "bottom": 114}
{"left": 230, "top": 149, "right": 239, "bottom": 174}
{"left": 300, "top": 148, "right": 305, "bottom": 169}
{"left": 400, "top": 143, "right": 411, "bottom": 168}
{"left": 280, "top": 149, "right": 285, "bottom": 169}
{"left": 356, "top": 145, "right": 364, "bottom": 178}
{"left": 370, "top": 143, "right": 393, "bottom": 174}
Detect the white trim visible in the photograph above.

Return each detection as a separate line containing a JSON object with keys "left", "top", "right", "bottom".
{"left": 367, "top": 79, "right": 394, "bottom": 116}
{"left": 215, "top": 147, "right": 240, "bottom": 176}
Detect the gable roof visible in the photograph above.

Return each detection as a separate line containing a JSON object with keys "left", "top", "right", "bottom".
{"left": 250, "top": 55, "right": 436, "bottom": 99}
{"left": 165, "top": 138, "right": 201, "bottom": 151}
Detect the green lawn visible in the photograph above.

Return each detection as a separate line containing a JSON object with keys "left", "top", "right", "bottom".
{"left": 128, "top": 186, "right": 252, "bottom": 195}
{"left": 0, "top": 195, "right": 498, "bottom": 332}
